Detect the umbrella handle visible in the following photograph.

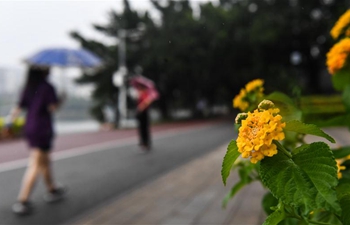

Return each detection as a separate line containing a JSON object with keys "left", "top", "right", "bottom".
{"left": 60, "top": 68, "right": 67, "bottom": 94}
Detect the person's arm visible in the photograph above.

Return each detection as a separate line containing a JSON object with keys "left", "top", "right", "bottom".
{"left": 48, "top": 93, "right": 66, "bottom": 113}
{"left": 137, "top": 97, "right": 152, "bottom": 112}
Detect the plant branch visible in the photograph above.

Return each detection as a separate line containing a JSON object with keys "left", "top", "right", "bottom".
{"left": 307, "top": 220, "right": 334, "bottom": 225}
{"left": 274, "top": 140, "right": 292, "bottom": 158}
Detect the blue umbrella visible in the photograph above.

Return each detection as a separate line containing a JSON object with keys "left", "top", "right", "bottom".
{"left": 25, "top": 47, "right": 102, "bottom": 68}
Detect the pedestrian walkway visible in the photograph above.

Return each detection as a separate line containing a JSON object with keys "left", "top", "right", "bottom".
{"left": 67, "top": 127, "right": 350, "bottom": 225}
{"left": 68, "top": 143, "right": 267, "bottom": 225}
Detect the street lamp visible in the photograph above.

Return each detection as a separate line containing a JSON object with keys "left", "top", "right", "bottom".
{"left": 113, "top": 23, "right": 145, "bottom": 128}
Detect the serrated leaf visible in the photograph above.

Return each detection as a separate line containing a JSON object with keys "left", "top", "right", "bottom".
{"left": 332, "top": 146, "right": 350, "bottom": 159}
{"left": 260, "top": 142, "right": 340, "bottom": 215}
{"left": 221, "top": 140, "right": 240, "bottom": 185}
{"left": 285, "top": 120, "right": 335, "bottom": 143}
{"left": 290, "top": 143, "right": 340, "bottom": 214}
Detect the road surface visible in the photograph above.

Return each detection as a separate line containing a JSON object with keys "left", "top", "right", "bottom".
{"left": 0, "top": 120, "right": 234, "bottom": 224}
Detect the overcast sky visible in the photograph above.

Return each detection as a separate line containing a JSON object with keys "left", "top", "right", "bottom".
{"left": 0, "top": 0, "right": 217, "bottom": 69}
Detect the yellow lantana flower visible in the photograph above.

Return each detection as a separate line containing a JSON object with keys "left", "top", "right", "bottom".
{"left": 233, "top": 89, "right": 249, "bottom": 111}
{"left": 236, "top": 100, "right": 286, "bottom": 164}
{"left": 331, "top": 9, "right": 350, "bottom": 40}
{"left": 336, "top": 160, "right": 346, "bottom": 179}
{"left": 233, "top": 79, "right": 264, "bottom": 112}
{"left": 245, "top": 79, "right": 264, "bottom": 93}
{"left": 14, "top": 117, "right": 25, "bottom": 127}
{"left": 326, "top": 38, "right": 350, "bottom": 75}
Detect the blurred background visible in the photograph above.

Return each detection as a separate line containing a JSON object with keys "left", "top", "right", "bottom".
{"left": 1, "top": 0, "right": 350, "bottom": 224}
{"left": 1, "top": 0, "right": 348, "bottom": 130}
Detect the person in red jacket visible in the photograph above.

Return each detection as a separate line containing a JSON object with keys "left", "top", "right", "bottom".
{"left": 131, "top": 76, "right": 159, "bottom": 151}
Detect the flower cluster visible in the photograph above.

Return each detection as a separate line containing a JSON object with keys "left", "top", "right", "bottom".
{"left": 236, "top": 100, "right": 286, "bottom": 164}
{"left": 233, "top": 89, "right": 249, "bottom": 111}
{"left": 331, "top": 9, "right": 350, "bottom": 40}
{"left": 233, "top": 79, "right": 264, "bottom": 111}
{"left": 326, "top": 38, "right": 350, "bottom": 75}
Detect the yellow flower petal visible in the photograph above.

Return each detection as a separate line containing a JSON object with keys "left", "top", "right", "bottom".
{"left": 331, "top": 10, "right": 350, "bottom": 39}
{"left": 236, "top": 102, "right": 285, "bottom": 163}
{"left": 326, "top": 38, "right": 350, "bottom": 75}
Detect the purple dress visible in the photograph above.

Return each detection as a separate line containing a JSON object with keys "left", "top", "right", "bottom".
{"left": 19, "top": 81, "right": 58, "bottom": 151}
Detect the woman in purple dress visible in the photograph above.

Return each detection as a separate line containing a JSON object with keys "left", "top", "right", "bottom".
{"left": 10, "top": 66, "right": 66, "bottom": 215}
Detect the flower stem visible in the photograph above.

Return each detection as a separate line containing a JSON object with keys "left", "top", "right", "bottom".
{"left": 273, "top": 140, "right": 292, "bottom": 158}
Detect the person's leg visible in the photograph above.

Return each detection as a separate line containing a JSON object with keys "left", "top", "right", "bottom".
{"left": 140, "top": 110, "right": 148, "bottom": 147}
{"left": 17, "top": 149, "right": 41, "bottom": 202}
{"left": 39, "top": 151, "right": 56, "bottom": 192}
{"left": 143, "top": 109, "right": 150, "bottom": 147}
{"left": 36, "top": 146, "right": 67, "bottom": 203}
{"left": 136, "top": 112, "right": 144, "bottom": 146}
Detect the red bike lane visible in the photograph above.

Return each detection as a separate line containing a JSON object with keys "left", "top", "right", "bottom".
{"left": 0, "top": 118, "right": 229, "bottom": 165}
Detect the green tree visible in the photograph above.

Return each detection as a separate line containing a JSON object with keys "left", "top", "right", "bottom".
{"left": 70, "top": 0, "right": 149, "bottom": 124}
{"left": 70, "top": 0, "right": 349, "bottom": 123}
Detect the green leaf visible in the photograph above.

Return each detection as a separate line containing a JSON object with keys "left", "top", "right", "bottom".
{"left": 336, "top": 179, "right": 350, "bottom": 225}
{"left": 277, "top": 218, "right": 299, "bottom": 225}
{"left": 339, "top": 195, "right": 350, "bottom": 225}
{"left": 332, "top": 146, "right": 350, "bottom": 159}
{"left": 262, "top": 203, "right": 286, "bottom": 225}
{"left": 266, "top": 92, "right": 302, "bottom": 122}
{"left": 221, "top": 140, "right": 240, "bottom": 185}
{"left": 260, "top": 142, "right": 340, "bottom": 215}
{"left": 284, "top": 120, "right": 335, "bottom": 143}
{"left": 292, "top": 144, "right": 310, "bottom": 155}
{"left": 336, "top": 178, "right": 350, "bottom": 201}
{"left": 237, "top": 162, "right": 257, "bottom": 183}
{"left": 343, "top": 84, "right": 350, "bottom": 112}
{"left": 266, "top": 91, "right": 295, "bottom": 105}
{"left": 332, "top": 68, "right": 350, "bottom": 91}
{"left": 222, "top": 163, "right": 258, "bottom": 207}
{"left": 309, "top": 210, "right": 342, "bottom": 225}
{"left": 262, "top": 192, "right": 278, "bottom": 215}
{"left": 222, "top": 180, "right": 247, "bottom": 208}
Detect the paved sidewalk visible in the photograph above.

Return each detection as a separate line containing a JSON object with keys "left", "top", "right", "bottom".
{"left": 68, "top": 144, "right": 267, "bottom": 225}
{"left": 67, "top": 127, "right": 350, "bottom": 225}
